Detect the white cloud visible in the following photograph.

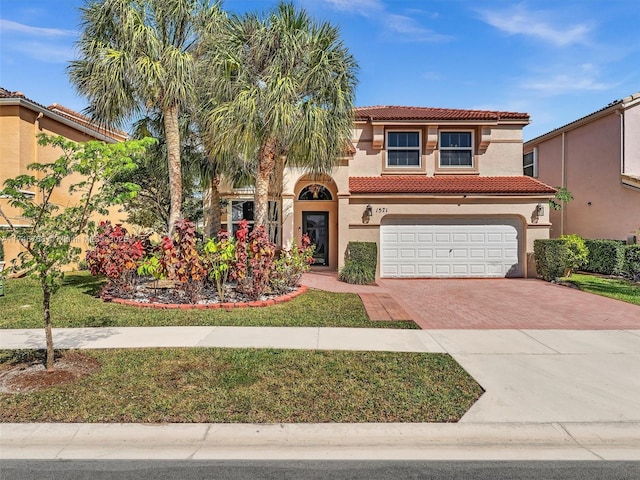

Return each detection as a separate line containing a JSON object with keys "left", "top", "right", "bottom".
{"left": 422, "top": 71, "right": 444, "bottom": 81}
{"left": 320, "top": 0, "right": 383, "bottom": 15}
{"left": 0, "top": 19, "right": 76, "bottom": 38}
{"left": 318, "top": 0, "right": 449, "bottom": 42}
{"left": 384, "top": 14, "right": 450, "bottom": 42}
{"left": 521, "top": 63, "right": 618, "bottom": 95}
{"left": 478, "top": 4, "right": 592, "bottom": 46}
{"left": 524, "top": 74, "right": 614, "bottom": 95}
{"left": 10, "top": 42, "right": 76, "bottom": 64}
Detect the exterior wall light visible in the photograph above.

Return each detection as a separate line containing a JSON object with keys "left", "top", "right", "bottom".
{"left": 535, "top": 204, "right": 544, "bottom": 216}
{"left": 365, "top": 204, "right": 373, "bottom": 216}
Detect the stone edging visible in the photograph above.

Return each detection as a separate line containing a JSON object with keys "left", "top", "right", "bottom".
{"left": 110, "top": 285, "right": 309, "bottom": 310}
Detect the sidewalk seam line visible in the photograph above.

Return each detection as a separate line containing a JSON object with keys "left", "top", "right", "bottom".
{"left": 520, "top": 329, "right": 562, "bottom": 354}
{"left": 556, "top": 422, "right": 605, "bottom": 461}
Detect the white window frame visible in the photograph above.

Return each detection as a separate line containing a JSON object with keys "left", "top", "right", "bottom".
{"left": 386, "top": 130, "right": 422, "bottom": 168}
{"left": 523, "top": 147, "right": 538, "bottom": 177}
{"left": 439, "top": 130, "right": 475, "bottom": 168}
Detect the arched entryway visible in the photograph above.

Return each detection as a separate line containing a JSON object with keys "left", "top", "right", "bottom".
{"left": 293, "top": 175, "right": 338, "bottom": 268}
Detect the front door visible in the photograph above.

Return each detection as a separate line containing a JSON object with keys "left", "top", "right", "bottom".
{"left": 302, "top": 211, "right": 328, "bottom": 266}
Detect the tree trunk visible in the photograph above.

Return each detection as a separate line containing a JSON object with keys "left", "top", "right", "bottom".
{"left": 203, "top": 176, "right": 221, "bottom": 239}
{"left": 164, "top": 104, "right": 182, "bottom": 235}
{"left": 42, "top": 278, "right": 55, "bottom": 372}
{"left": 255, "top": 140, "right": 277, "bottom": 228}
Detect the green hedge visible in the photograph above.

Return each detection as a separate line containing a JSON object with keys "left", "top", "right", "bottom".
{"left": 534, "top": 239, "right": 568, "bottom": 281}
{"left": 583, "top": 239, "right": 625, "bottom": 275}
{"left": 339, "top": 242, "right": 377, "bottom": 284}
{"left": 625, "top": 244, "right": 640, "bottom": 280}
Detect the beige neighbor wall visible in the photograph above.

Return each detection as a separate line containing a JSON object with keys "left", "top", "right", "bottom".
{"left": 530, "top": 110, "right": 640, "bottom": 240}
{"left": 343, "top": 196, "right": 552, "bottom": 278}
{"left": 0, "top": 104, "right": 128, "bottom": 269}
{"left": 624, "top": 101, "right": 640, "bottom": 178}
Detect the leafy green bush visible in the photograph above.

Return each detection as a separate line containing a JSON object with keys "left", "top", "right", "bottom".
{"left": 339, "top": 242, "right": 377, "bottom": 284}
{"left": 0, "top": 240, "right": 4, "bottom": 261}
{"left": 624, "top": 244, "right": 640, "bottom": 280}
{"left": 559, "top": 234, "right": 588, "bottom": 274}
{"left": 339, "top": 260, "right": 375, "bottom": 285}
{"left": 583, "top": 239, "right": 625, "bottom": 275}
{"left": 347, "top": 242, "right": 377, "bottom": 273}
{"left": 269, "top": 235, "right": 315, "bottom": 295}
{"left": 534, "top": 239, "right": 568, "bottom": 281}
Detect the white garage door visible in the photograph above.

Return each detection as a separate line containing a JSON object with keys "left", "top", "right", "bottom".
{"left": 380, "top": 218, "right": 522, "bottom": 278}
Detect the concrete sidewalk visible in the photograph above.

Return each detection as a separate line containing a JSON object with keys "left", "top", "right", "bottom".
{"left": 2, "top": 326, "right": 640, "bottom": 460}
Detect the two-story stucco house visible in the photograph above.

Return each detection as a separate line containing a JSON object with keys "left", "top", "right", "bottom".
{"left": 524, "top": 92, "right": 640, "bottom": 241}
{"left": 219, "top": 106, "right": 556, "bottom": 278}
{"left": 0, "top": 87, "right": 128, "bottom": 266}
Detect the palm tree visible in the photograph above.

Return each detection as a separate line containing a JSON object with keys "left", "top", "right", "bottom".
{"left": 198, "top": 1, "right": 358, "bottom": 229}
{"left": 68, "top": 0, "right": 223, "bottom": 234}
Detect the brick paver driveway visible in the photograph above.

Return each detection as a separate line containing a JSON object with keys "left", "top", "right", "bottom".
{"left": 377, "top": 278, "right": 640, "bottom": 329}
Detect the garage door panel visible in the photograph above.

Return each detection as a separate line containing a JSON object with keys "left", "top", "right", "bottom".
{"left": 399, "top": 249, "right": 416, "bottom": 259}
{"left": 381, "top": 219, "right": 521, "bottom": 278}
{"left": 452, "top": 249, "right": 468, "bottom": 258}
{"left": 452, "top": 233, "right": 468, "bottom": 243}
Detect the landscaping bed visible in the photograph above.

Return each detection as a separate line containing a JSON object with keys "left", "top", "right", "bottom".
{"left": 0, "top": 348, "right": 482, "bottom": 423}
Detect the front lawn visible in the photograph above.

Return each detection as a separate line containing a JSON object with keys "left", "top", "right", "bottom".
{"left": 0, "top": 348, "right": 482, "bottom": 423}
{"left": 563, "top": 273, "right": 640, "bottom": 306}
{"left": 0, "top": 273, "right": 417, "bottom": 329}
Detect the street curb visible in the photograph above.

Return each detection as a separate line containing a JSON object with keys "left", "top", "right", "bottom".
{"left": 2, "top": 422, "right": 639, "bottom": 460}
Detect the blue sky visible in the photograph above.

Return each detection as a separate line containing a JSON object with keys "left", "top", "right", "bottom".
{"left": 1, "top": 0, "right": 638, "bottom": 140}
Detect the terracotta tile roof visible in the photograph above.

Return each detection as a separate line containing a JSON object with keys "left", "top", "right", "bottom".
{"left": 349, "top": 176, "right": 556, "bottom": 195}
{"left": 355, "top": 105, "right": 530, "bottom": 122}
{"left": 0, "top": 87, "right": 127, "bottom": 141}
{"left": 48, "top": 103, "right": 128, "bottom": 141}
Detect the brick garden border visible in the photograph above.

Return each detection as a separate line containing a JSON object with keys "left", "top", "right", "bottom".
{"left": 110, "top": 285, "right": 308, "bottom": 310}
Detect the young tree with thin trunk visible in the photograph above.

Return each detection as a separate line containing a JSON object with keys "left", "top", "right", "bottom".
{"left": 198, "top": 1, "right": 358, "bottom": 230}
{"left": 0, "top": 135, "right": 153, "bottom": 371}
{"left": 68, "top": 0, "right": 223, "bottom": 234}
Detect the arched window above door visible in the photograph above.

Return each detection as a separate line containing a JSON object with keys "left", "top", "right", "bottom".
{"left": 298, "top": 184, "right": 333, "bottom": 201}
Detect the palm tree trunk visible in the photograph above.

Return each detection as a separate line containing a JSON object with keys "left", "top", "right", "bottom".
{"left": 203, "top": 176, "right": 221, "bottom": 239}
{"left": 41, "top": 277, "right": 55, "bottom": 372}
{"left": 164, "top": 104, "right": 182, "bottom": 235}
{"left": 255, "top": 140, "right": 277, "bottom": 228}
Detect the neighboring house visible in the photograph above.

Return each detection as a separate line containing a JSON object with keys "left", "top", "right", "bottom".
{"left": 524, "top": 92, "right": 640, "bottom": 241}
{"left": 0, "top": 87, "right": 128, "bottom": 267}
{"left": 219, "top": 106, "right": 556, "bottom": 278}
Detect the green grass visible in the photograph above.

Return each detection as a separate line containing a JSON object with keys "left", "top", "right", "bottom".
{"left": 0, "top": 272, "right": 417, "bottom": 329}
{"left": 0, "top": 348, "right": 482, "bottom": 423}
{"left": 563, "top": 273, "right": 640, "bottom": 306}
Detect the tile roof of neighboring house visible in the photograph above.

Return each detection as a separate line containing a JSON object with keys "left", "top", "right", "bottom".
{"left": 355, "top": 105, "right": 530, "bottom": 122}
{"left": 0, "top": 87, "right": 128, "bottom": 142}
{"left": 525, "top": 91, "right": 640, "bottom": 145}
{"left": 349, "top": 176, "right": 556, "bottom": 195}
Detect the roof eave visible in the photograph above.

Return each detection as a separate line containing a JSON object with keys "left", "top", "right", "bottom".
{"left": 0, "top": 97, "right": 126, "bottom": 143}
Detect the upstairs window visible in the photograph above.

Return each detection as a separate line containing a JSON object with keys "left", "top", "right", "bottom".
{"left": 523, "top": 148, "right": 538, "bottom": 177}
{"left": 439, "top": 131, "right": 473, "bottom": 167}
{"left": 386, "top": 131, "right": 421, "bottom": 167}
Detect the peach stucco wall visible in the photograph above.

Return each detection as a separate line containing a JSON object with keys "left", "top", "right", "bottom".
{"left": 0, "top": 103, "right": 128, "bottom": 268}
{"left": 529, "top": 107, "right": 640, "bottom": 240}
{"left": 351, "top": 123, "right": 524, "bottom": 177}
{"left": 625, "top": 102, "right": 640, "bottom": 176}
